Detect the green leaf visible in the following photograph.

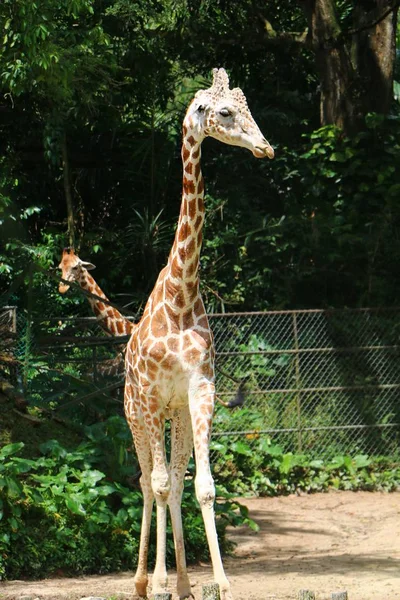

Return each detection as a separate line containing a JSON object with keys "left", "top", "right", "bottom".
{"left": 329, "top": 152, "right": 347, "bottom": 163}
{"left": 10, "top": 458, "right": 34, "bottom": 474}
{"left": 279, "top": 453, "right": 297, "bottom": 474}
{"left": 80, "top": 469, "right": 105, "bottom": 486}
{"left": 0, "top": 443, "right": 24, "bottom": 458}
{"left": 231, "top": 441, "right": 253, "bottom": 456}
{"left": 97, "top": 483, "right": 118, "bottom": 496}
{"left": 65, "top": 496, "right": 86, "bottom": 515}
{"left": 5, "top": 476, "right": 23, "bottom": 498}
{"left": 40, "top": 440, "right": 67, "bottom": 459}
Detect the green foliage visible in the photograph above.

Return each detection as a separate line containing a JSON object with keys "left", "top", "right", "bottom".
{"left": 1, "top": 1, "right": 399, "bottom": 312}
{"left": 211, "top": 434, "right": 400, "bottom": 497}
{"left": 0, "top": 427, "right": 247, "bottom": 580}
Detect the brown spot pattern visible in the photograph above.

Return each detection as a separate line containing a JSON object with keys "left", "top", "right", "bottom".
{"left": 178, "top": 222, "right": 190, "bottom": 242}
{"left": 175, "top": 291, "right": 185, "bottom": 308}
{"left": 150, "top": 341, "right": 166, "bottom": 360}
{"left": 167, "top": 337, "right": 179, "bottom": 353}
{"left": 188, "top": 198, "right": 197, "bottom": 219}
{"left": 185, "top": 260, "right": 197, "bottom": 278}
{"left": 182, "top": 309, "right": 194, "bottom": 329}
{"left": 183, "top": 178, "right": 195, "bottom": 195}
{"left": 170, "top": 257, "right": 181, "bottom": 279}
{"left": 151, "top": 315, "right": 169, "bottom": 338}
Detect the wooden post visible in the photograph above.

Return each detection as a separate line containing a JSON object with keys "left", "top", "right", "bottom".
{"left": 298, "top": 591, "right": 316, "bottom": 600}
{"left": 154, "top": 594, "right": 172, "bottom": 600}
{"left": 331, "top": 593, "right": 348, "bottom": 600}
{"left": 203, "top": 583, "right": 221, "bottom": 600}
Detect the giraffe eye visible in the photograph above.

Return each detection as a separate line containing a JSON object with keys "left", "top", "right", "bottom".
{"left": 219, "top": 108, "right": 231, "bottom": 117}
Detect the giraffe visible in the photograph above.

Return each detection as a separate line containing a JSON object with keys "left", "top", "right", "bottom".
{"left": 124, "top": 68, "right": 274, "bottom": 600}
{"left": 58, "top": 248, "right": 134, "bottom": 376}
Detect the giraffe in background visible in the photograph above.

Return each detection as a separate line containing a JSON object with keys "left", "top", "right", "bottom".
{"left": 58, "top": 248, "right": 134, "bottom": 376}
{"left": 124, "top": 68, "right": 274, "bottom": 600}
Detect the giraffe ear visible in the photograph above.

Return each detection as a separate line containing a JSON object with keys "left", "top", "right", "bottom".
{"left": 80, "top": 260, "right": 96, "bottom": 271}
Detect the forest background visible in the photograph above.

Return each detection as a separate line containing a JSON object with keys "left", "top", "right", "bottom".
{"left": 2, "top": 0, "right": 400, "bottom": 314}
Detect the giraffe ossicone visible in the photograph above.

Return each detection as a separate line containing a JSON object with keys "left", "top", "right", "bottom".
{"left": 124, "top": 67, "right": 274, "bottom": 600}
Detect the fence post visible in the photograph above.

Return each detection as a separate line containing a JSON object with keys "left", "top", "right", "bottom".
{"left": 292, "top": 311, "right": 302, "bottom": 453}
{"left": 331, "top": 593, "right": 348, "bottom": 600}
{"left": 298, "top": 591, "right": 315, "bottom": 600}
{"left": 202, "top": 583, "right": 220, "bottom": 600}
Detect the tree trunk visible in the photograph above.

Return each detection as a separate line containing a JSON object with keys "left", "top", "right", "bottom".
{"left": 61, "top": 132, "right": 75, "bottom": 247}
{"left": 353, "top": 1, "right": 397, "bottom": 116}
{"left": 299, "top": 0, "right": 398, "bottom": 133}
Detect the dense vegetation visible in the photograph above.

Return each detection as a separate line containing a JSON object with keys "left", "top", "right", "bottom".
{"left": 1, "top": 0, "right": 400, "bottom": 582}
{"left": 1, "top": 0, "right": 400, "bottom": 312}
{"left": 1, "top": 408, "right": 399, "bottom": 580}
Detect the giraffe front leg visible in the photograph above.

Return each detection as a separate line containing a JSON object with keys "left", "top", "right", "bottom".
{"left": 189, "top": 380, "right": 233, "bottom": 600}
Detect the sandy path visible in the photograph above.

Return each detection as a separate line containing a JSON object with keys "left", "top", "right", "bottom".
{"left": 1, "top": 491, "right": 399, "bottom": 600}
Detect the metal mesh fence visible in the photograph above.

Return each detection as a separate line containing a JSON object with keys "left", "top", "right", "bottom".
{"left": 1, "top": 305, "right": 399, "bottom": 459}
{"left": 209, "top": 309, "right": 400, "bottom": 458}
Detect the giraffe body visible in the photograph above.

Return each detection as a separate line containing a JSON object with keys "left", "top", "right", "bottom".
{"left": 125, "top": 68, "right": 274, "bottom": 600}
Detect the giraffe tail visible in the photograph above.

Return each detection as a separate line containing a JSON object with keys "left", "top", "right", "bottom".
{"left": 216, "top": 377, "right": 249, "bottom": 409}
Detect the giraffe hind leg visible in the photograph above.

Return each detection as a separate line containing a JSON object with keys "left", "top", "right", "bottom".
{"left": 127, "top": 418, "right": 153, "bottom": 598}
{"left": 168, "top": 407, "right": 194, "bottom": 599}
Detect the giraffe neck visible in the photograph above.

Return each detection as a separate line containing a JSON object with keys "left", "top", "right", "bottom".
{"left": 165, "top": 132, "right": 204, "bottom": 304}
{"left": 77, "top": 270, "right": 133, "bottom": 336}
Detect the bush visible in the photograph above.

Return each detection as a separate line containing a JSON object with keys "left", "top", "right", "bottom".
{"left": 211, "top": 434, "right": 400, "bottom": 496}
{"left": 0, "top": 432, "right": 250, "bottom": 580}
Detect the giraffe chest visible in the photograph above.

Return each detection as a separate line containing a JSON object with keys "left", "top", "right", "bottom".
{"left": 127, "top": 328, "right": 214, "bottom": 409}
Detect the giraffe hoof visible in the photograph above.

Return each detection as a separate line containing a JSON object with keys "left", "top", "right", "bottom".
{"left": 178, "top": 587, "right": 194, "bottom": 599}
{"left": 134, "top": 578, "right": 148, "bottom": 598}
{"left": 220, "top": 589, "right": 233, "bottom": 600}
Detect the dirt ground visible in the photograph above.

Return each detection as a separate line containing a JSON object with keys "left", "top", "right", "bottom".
{"left": 1, "top": 491, "right": 399, "bottom": 600}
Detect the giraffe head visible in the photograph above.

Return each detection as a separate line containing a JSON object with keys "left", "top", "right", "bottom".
{"left": 184, "top": 67, "right": 274, "bottom": 159}
{"left": 58, "top": 248, "right": 96, "bottom": 294}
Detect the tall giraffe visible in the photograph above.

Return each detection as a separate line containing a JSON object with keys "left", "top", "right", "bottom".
{"left": 124, "top": 68, "right": 274, "bottom": 600}
{"left": 58, "top": 248, "right": 134, "bottom": 375}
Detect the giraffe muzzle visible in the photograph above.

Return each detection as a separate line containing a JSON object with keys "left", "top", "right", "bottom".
{"left": 253, "top": 143, "right": 274, "bottom": 159}
{"left": 59, "top": 282, "right": 70, "bottom": 294}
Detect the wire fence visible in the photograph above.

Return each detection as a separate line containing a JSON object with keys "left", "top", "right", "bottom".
{"left": 1, "top": 305, "right": 399, "bottom": 459}
{"left": 210, "top": 309, "right": 400, "bottom": 458}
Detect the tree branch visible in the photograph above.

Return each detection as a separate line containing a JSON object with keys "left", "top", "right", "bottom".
{"left": 61, "top": 132, "right": 75, "bottom": 248}
{"left": 257, "top": 12, "right": 309, "bottom": 46}
{"left": 347, "top": 1, "right": 400, "bottom": 36}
